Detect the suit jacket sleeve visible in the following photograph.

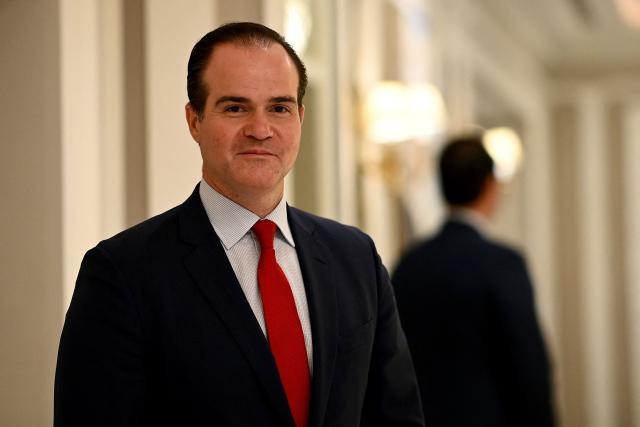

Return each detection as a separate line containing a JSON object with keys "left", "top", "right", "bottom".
{"left": 360, "top": 242, "right": 425, "bottom": 426}
{"left": 55, "top": 245, "right": 146, "bottom": 426}
{"left": 489, "top": 251, "right": 555, "bottom": 427}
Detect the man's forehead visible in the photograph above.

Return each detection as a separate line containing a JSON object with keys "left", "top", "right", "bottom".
{"left": 202, "top": 42, "right": 299, "bottom": 96}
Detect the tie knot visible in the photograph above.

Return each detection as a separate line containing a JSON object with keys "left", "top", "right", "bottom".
{"left": 252, "top": 219, "right": 277, "bottom": 249}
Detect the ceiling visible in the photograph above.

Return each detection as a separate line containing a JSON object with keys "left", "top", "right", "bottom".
{"left": 482, "top": 0, "right": 640, "bottom": 74}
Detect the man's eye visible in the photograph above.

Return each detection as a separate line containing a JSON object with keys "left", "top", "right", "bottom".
{"left": 224, "top": 105, "right": 244, "bottom": 113}
{"left": 272, "top": 105, "right": 290, "bottom": 113}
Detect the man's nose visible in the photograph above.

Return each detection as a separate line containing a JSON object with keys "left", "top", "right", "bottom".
{"left": 243, "top": 112, "right": 273, "bottom": 140}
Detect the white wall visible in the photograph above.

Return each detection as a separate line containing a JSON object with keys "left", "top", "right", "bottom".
{"left": 144, "top": 0, "right": 213, "bottom": 216}
{"left": 0, "top": 1, "right": 64, "bottom": 425}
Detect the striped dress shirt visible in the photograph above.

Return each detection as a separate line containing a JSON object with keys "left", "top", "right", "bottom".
{"left": 198, "top": 180, "right": 313, "bottom": 371}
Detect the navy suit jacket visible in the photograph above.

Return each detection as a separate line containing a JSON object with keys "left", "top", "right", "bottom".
{"left": 55, "top": 185, "right": 423, "bottom": 427}
{"left": 392, "top": 219, "right": 554, "bottom": 427}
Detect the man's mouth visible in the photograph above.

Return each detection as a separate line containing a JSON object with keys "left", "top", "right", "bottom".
{"left": 239, "top": 150, "right": 275, "bottom": 156}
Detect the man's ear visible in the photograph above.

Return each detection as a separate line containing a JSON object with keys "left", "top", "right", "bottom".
{"left": 479, "top": 174, "right": 500, "bottom": 218}
{"left": 298, "top": 104, "right": 305, "bottom": 124}
{"left": 185, "top": 102, "right": 201, "bottom": 143}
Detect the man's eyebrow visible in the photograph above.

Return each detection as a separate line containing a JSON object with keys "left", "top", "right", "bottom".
{"left": 214, "top": 96, "right": 250, "bottom": 106}
{"left": 214, "top": 96, "right": 297, "bottom": 106}
{"left": 270, "top": 96, "right": 297, "bottom": 104}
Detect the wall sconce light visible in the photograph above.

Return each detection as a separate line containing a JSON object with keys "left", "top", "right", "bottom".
{"left": 407, "top": 83, "right": 447, "bottom": 143}
{"left": 365, "top": 80, "right": 447, "bottom": 145}
{"left": 362, "top": 80, "right": 447, "bottom": 202}
{"left": 285, "top": 0, "right": 312, "bottom": 55}
{"left": 483, "top": 127, "right": 524, "bottom": 182}
{"left": 365, "top": 81, "right": 413, "bottom": 144}
{"left": 613, "top": 0, "right": 640, "bottom": 29}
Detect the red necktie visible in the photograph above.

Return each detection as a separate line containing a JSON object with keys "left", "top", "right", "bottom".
{"left": 252, "top": 220, "right": 310, "bottom": 427}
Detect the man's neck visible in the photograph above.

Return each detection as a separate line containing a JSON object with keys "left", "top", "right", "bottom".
{"left": 202, "top": 177, "right": 284, "bottom": 218}
{"left": 448, "top": 206, "right": 490, "bottom": 235}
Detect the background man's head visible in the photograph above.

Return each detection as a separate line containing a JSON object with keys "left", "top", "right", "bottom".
{"left": 439, "top": 133, "right": 498, "bottom": 215}
{"left": 187, "top": 22, "right": 308, "bottom": 119}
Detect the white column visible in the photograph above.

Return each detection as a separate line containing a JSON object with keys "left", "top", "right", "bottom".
{"left": 521, "top": 104, "right": 558, "bottom": 359}
{"left": 312, "top": 0, "right": 339, "bottom": 220}
{"left": 576, "top": 87, "right": 616, "bottom": 427}
{"left": 60, "top": 0, "right": 128, "bottom": 311}
{"left": 354, "top": 0, "right": 383, "bottom": 225}
{"left": 336, "top": 0, "right": 358, "bottom": 225}
{"left": 520, "top": 104, "right": 564, "bottom": 422}
{"left": 99, "top": 0, "right": 126, "bottom": 237}
{"left": 353, "top": 0, "right": 399, "bottom": 264}
{"left": 60, "top": 0, "right": 104, "bottom": 309}
{"left": 361, "top": 162, "right": 400, "bottom": 265}
{"left": 446, "top": 29, "right": 474, "bottom": 130}
{"left": 622, "top": 103, "right": 640, "bottom": 426}
{"left": 144, "top": 0, "right": 214, "bottom": 216}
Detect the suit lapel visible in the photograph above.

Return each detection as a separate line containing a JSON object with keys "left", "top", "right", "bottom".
{"left": 288, "top": 207, "right": 339, "bottom": 427}
{"left": 178, "top": 187, "right": 294, "bottom": 426}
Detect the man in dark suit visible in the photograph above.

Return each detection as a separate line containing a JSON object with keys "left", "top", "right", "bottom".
{"left": 54, "top": 22, "right": 423, "bottom": 427}
{"left": 392, "top": 135, "right": 554, "bottom": 427}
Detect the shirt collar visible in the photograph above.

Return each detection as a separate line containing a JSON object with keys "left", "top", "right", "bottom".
{"left": 448, "top": 207, "right": 490, "bottom": 236}
{"left": 199, "top": 179, "right": 296, "bottom": 250}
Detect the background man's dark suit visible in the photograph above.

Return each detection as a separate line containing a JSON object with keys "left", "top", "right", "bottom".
{"left": 392, "top": 218, "right": 554, "bottom": 427}
{"left": 55, "top": 186, "right": 423, "bottom": 427}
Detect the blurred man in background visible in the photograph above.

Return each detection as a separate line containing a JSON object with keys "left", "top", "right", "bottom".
{"left": 392, "top": 134, "right": 554, "bottom": 427}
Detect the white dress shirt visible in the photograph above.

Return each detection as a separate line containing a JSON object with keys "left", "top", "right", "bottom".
{"left": 199, "top": 180, "right": 313, "bottom": 371}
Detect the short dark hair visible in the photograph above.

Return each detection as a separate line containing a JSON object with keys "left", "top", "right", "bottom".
{"left": 439, "top": 133, "right": 495, "bottom": 205}
{"left": 187, "top": 22, "right": 308, "bottom": 119}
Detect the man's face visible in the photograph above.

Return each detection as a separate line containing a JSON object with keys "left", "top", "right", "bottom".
{"left": 186, "top": 42, "right": 304, "bottom": 202}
